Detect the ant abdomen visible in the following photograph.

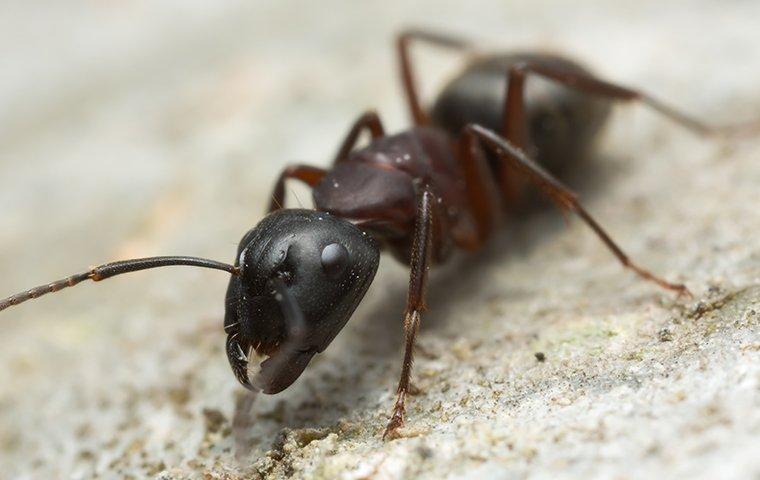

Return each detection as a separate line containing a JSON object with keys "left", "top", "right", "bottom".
{"left": 430, "top": 53, "right": 610, "bottom": 174}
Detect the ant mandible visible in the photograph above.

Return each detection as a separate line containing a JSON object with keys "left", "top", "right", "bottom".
{"left": 2, "top": 29, "right": 757, "bottom": 440}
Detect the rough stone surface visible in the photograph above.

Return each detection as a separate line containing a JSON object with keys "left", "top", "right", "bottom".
{"left": 1, "top": 1, "right": 759, "bottom": 479}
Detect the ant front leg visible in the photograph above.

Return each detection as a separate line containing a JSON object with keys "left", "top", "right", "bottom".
{"left": 333, "top": 110, "right": 386, "bottom": 163}
{"left": 383, "top": 186, "right": 434, "bottom": 440}
{"left": 397, "top": 29, "right": 473, "bottom": 126}
{"left": 466, "top": 124, "right": 691, "bottom": 297}
{"left": 268, "top": 165, "right": 326, "bottom": 212}
{"left": 502, "top": 61, "right": 760, "bottom": 150}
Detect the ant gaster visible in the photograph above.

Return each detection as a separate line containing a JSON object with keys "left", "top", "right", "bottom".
{"left": 2, "top": 29, "right": 757, "bottom": 439}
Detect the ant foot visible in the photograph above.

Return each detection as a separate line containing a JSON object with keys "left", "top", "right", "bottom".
{"left": 672, "top": 283, "right": 693, "bottom": 300}
{"left": 626, "top": 262, "right": 692, "bottom": 299}
{"left": 382, "top": 412, "right": 405, "bottom": 440}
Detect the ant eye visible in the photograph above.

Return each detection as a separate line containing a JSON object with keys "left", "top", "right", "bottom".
{"left": 321, "top": 243, "right": 349, "bottom": 278}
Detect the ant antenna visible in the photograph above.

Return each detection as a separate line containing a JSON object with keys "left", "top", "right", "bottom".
{"left": 0, "top": 256, "right": 240, "bottom": 312}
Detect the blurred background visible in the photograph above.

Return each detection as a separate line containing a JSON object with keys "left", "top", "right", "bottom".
{"left": 1, "top": 1, "right": 759, "bottom": 478}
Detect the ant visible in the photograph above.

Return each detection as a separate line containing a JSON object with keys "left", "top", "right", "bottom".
{"left": 1, "top": 29, "right": 757, "bottom": 440}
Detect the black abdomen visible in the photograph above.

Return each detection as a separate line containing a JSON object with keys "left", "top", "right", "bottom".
{"left": 430, "top": 53, "right": 611, "bottom": 174}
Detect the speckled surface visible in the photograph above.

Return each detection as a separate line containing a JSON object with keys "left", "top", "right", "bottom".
{"left": 1, "top": 1, "right": 759, "bottom": 479}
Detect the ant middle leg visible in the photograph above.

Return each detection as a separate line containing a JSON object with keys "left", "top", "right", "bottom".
{"left": 397, "top": 29, "right": 472, "bottom": 126}
{"left": 466, "top": 124, "right": 691, "bottom": 297}
{"left": 454, "top": 128, "right": 505, "bottom": 248}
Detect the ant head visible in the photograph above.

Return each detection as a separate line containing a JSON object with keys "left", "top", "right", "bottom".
{"left": 224, "top": 209, "right": 380, "bottom": 394}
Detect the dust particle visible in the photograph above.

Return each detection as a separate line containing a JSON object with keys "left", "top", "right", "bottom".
{"left": 658, "top": 328, "right": 673, "bottom": 342}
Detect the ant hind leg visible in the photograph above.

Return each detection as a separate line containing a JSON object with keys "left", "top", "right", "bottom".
{"left": 467, "top": 123, "right": 691, "bottom": 297}
{"left": 502, "top": 61, "right": 760, "bottom": 145}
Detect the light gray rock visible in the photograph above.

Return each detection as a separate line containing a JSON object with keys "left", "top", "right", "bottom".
{"left": 1, "top": 1, "right": 759, "bottom": 479}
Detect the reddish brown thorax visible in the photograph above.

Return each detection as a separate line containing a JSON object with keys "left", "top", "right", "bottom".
{"left": 312, "top": 127, "right": 471, "bottom": 263}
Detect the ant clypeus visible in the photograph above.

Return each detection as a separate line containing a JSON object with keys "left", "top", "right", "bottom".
{"left": 1, "top": 29, "right": 757, "bottom": 439}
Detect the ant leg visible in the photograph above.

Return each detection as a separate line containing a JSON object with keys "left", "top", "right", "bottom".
{"left": 397, "top": 29, "right": 472, "bottom": 126}
{"left": 383, "top": 186, "right": 434, "bottom": 440}
{"left": 454, "top": 128, "right": 505, "bottom": 248}
{"left": 503, "top": 61, "right": 760, "bottom": 148}
{"left": 267, "top": 165, "right": 326, "bottom": 213}
{"left": 268, "top": 110, "right": 385, "bottom": 212}
{"left": 269, "top": 110, "right": 385, "bottom": 212}
{"left": 333, "top": 110, "right": 386, "bottom": 163}
{"left": 467, "top": 124, "right": 691, "bottom": 297}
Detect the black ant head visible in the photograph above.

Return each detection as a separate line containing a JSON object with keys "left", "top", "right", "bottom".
{"left": 224, "top": 209, "right": 380, "bottom": 394}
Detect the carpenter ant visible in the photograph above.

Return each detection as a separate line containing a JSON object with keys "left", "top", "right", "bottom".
{"left": 2, "top": 29, "right": 757, "bottom": 440}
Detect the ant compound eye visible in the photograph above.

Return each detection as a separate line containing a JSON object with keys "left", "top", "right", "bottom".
{"left": 320, "top": 243, "right": 349, "bottom": 279}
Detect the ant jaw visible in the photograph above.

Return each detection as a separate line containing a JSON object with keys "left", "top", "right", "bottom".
{"left": 225, "top": 277, "right": 317, "bottom": 394}
{"left": 226, "top": 333, "right": 258, "bottom": 391}
{"left": 226, "top": 334, "right": 317, "bottom": 394}
{"left": 248, "top": 346, "right": 317, "bottom": 394}
{"left": 225, "top": 333, "right": 295, "bottom": 394}
{"left": 225, "top": 335, "right": 310, "bottom": 394}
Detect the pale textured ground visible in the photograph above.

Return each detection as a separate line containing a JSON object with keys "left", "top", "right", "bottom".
{"left": 0, "top": 1, "right": 759, "bottom": 479}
